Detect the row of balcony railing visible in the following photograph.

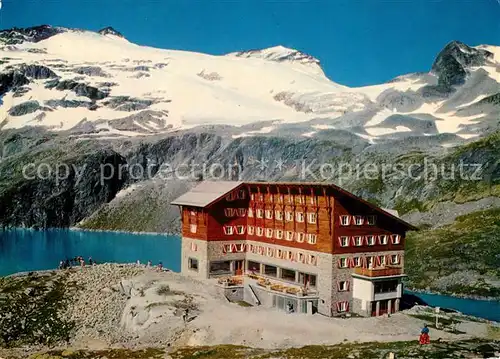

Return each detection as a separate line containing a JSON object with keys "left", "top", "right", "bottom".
{"left": 217, "top": 273, "right": 318, "bottom": 297}
{"left": 353, "top": 266, "right": 403, "bottom": 277}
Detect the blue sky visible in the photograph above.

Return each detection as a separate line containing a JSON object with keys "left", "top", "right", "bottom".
{"left": 1, "top": 0, "right": 498, "bottom": 87}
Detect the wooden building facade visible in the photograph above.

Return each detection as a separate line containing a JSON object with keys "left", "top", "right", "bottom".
{"left": 172, "top": 181, "right": 416, "bottom": 317}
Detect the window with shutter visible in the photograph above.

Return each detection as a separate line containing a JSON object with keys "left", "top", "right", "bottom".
{"left": 223, "top": 226, "right": 233, "bottom": 235}
{"left": 338, "top": 281, "right": 348, "bottom": 291}
{"left": 338, "top": 301, "right": 348, "bottom": 312}
{"left": 340, "top": 215, "right": 350, "bottom": 226}
{"left": 307, "top": 212, "right": 317, "bottom": 224}
{"left": 354, "top": 236, "right": 363, "bottom": 246}
{"left": 392, "top": 234, "right": 401, "bottom": 244}
{"left": 256, "top": 227, "right": 264, "bottom": 237}
{"left": 296, "top": 212, "right": 304, "bottom": 222}
{"left": 379, "top": 255, "right": 386, "bottom": 266}
{"left": 340, "top": 236, "right": 349, "bottom": 247}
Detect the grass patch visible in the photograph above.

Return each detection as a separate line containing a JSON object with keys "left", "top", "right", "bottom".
{"left": 0, "top": 272, "right": 76, "bottom": 348}
{"left": 169, "top": 339, "right": 500, "bottom": 359}
{"left": 28, "top": 348, "right": 165, "bottom": 359}
{"left": 235, "top": 301, "right": 253, "bottom": 307}
{"left": 487, "top": 325, "right": 500, "bottom": 340}
{"left": 405, "top": 207, "right": 500, "bottom": 298}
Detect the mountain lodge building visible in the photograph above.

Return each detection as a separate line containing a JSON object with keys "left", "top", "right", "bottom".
{"left": 172, "top": 181, "right": 416, "bottom": 317}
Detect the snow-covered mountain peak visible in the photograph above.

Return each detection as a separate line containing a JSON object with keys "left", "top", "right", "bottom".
{"left": 431, "top": 41, "right": 494, "bottom": 76}
{"left": 226, "top": 45, "right": 324, "bottom": 76}
{"left": 97, "top": 27, "right": 125, "bottom": 38}
{"left": 0, "top": 26, "right": 498, "bottom": 146}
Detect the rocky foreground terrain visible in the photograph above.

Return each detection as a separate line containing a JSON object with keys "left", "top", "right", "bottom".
{"left": 0, "top": 264, "right": 499, "bottom": 359}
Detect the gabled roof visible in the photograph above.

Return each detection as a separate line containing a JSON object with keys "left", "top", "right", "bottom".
{"left": 382, "top": 208, "right": 400, "bottom": 218}
{"left": 171, "top": 181, "right": 244, "bottom": 208}
{"left": 172, "top": 180, "right": 416, "bottom": 230}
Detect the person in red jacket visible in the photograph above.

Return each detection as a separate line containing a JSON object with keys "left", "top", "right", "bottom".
{"left": 419, "top": 324, "right": 430, "bottom": 344}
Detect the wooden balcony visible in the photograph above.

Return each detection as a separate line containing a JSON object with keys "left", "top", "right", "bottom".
{"left": 245, "top": 274, "right": 319, "bottom": 298}
{"left": 353, "top": 266, "right": 403, "bottom": 278}
{"left": 217, "top": 276, "right": 244, "bottom": 287}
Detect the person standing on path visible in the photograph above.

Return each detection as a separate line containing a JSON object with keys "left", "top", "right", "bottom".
{"left": 419, "top": 324, "right": 430, "bottom": 344}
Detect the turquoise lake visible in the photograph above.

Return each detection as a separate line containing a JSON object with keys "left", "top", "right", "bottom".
{"left": 0, "top": 229, "right": 498, "bottom": 322}
{"left": 0, "top": 229, "right": 181, "bottom": 276}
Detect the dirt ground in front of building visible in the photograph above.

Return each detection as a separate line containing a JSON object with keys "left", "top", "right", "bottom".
{"left": 1, "top": 264, "right": 495, "bottom": 356}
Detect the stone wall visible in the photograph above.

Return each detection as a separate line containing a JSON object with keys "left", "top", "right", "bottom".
{"left": 352, "top": 298, "right": 371, "bottom": 317}
{"left": 223, "top": 286, "right": 244, "bottom": 302}
{"left": 181, "top": 235, "right": 405, "bottom": 317}
{"left": 250, "top": 284, "right": 274, "bottom": 308}
{"left": 181, "top": 237, "right": 209, "bottom": 279}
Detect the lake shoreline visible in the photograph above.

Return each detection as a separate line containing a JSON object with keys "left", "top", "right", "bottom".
{"left": 1, "top": 226, "right": 180, "bottom": 237}
{"left": 406, "top": 287, "right": 500, "bottom": 302}
{"left": 69, "top": 226, "right": 176, "bottom": 237}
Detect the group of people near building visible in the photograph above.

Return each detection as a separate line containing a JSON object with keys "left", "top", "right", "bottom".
{"left": 136, "top": 259, "right": 165, "bottom": 271}
{"left": 58, "top": 256, "right": 95, "bottom": 269}
{"left": 58, "top": 257, "right": 167, "bottom": 271}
